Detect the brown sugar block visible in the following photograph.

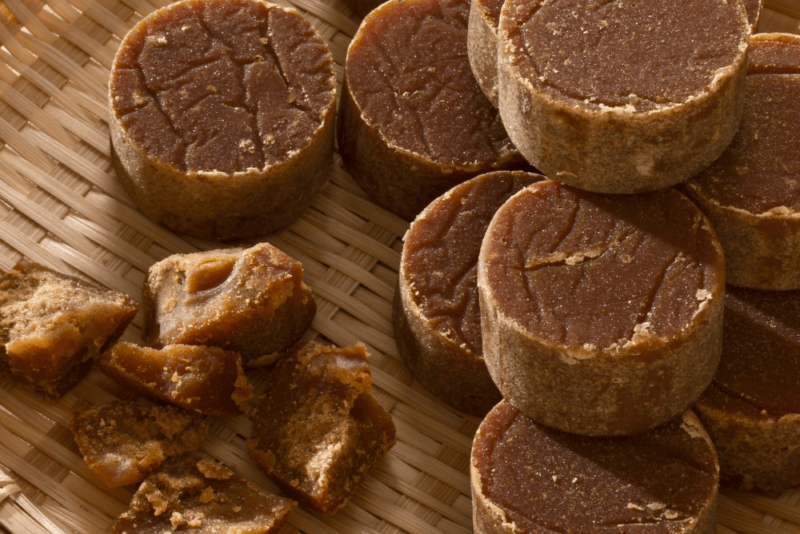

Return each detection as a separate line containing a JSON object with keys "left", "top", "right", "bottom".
{"left": 682, "top": 34, "right": 800, "bottom": 290}
{"left": 98, "top": 343, "right": 252, "bottom": 417}
{"left": 247, "top": 342, "right": 396, "bottom": 514}
{"left": 144, "top": 243, "right": 315, "bottom": 366}
{"left": 110, "top": 452, "right": 295, "bottom": 534}
{"left": 468, "top": 0, "right": 760, "bottom": 109}
{"left": 109, "top": 0, "right": 336, "bottom": 240}
{"left": 69, "top": 401, "right": 209, "bottom": 487}
{"left": 338, "top": 0, "right": 527, "bottom": 221}
{"left": 0, "top": 260, "right": 138, "bottom": 400}
{"left": 394, "top": 171, "right": 542, "bottom": 416}
{"left": 693, "top": 285, "right": 800, "bottom": 493}
{"left": 467, "top": 0, "right": 504, "bottom": 107}
{"left": 478, "top": 181, "right": 725, "bottom": 435}
{"left": 497, "top": 0, "right": 749, "bottom": 194}
{"left": 472, "top": 401, "right": 719, "bottom": 534}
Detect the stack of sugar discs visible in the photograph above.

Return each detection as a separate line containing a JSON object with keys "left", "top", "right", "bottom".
{"left": 682, "top": 33, "right": 800, "bottom": 494}
{"left": 376, "top": 0, "right": 800, "bottom": 529}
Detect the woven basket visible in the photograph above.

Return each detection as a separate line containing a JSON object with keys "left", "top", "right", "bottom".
{"left": 1, "top": 0, "right": 800, "bottom": 532}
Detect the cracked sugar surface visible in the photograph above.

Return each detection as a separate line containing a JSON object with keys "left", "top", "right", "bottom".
{"left": 481, "top": 182, "right": 724, "bottom": 351}
{"left": 110, "top": 0, "right": 334, "bottom": 174}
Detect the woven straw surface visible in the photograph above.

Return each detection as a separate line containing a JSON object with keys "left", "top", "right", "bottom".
{"left": 1, "top": 0, "right": 800, "bottom": 533}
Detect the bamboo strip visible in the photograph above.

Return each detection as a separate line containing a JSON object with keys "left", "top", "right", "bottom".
{"left": 291, "top": 0, "right": 360, "bottom": 36}
{"left": 10, "top": 134, "right": 127, "bottom": 205}
{"left": 306, "top": 272, "right": 394, "bottom": 333}
{"left": 391, "top": 403, "right": 474, "bottom": 456}
{"left": 319, "top": 180, "right": 410, "bottom": 239}
{"left": 44, "top": 110, "right": 108, "bottom": 154}
{"left": 0, "top": 79, "right": 74, "bottom": 147}
{"left": 0, "top": 115, "right": 54, "bottom": 170}
{"left": 2, "top": 0, "right": 57, "bottom": 46}
{"left": 275, "top": 232, "right": 395, "bottom": 300}
{"left": 0, "top": 217, "right": 70, "bottom": 273}
{"left": 42, "top": 0, "right": 82, "bottom": 25}
{"left": 388, "top": 442, "right": 471, "bottom": 496}
{"left": 12, "top": 32, "right": 107, "bottom": 102}
{"left": 368, "top": 472, "right": 473, "bottom": 529}
{"left": 0, "top": 400, "right": 132, "bottom": 504}
{"left": 35, "top": 9, "right": 117, "bottom": 69}
{"left": 725, "top": 491, "right": 800, "bottom": 526}
{"left": 0, "top": 171, "right": 101, "bottom": 261}
{"left": 298, "top": 212, "right": 401, "bottom": 271}
{"left": 0, "top": 441, "right": 112, "bottom": 529}
{"left": 765, "top": 0, "right": 800, "bottom": 19}
{"left": 350, "top": 492, "right": 447, "bottom": 534}
{"left": 0, "top": 50, "right": 91, "bottom": 122}
{"left": 42, "top": 240, "right": 143, "bottom": 303}
{"left": 0, "top": 479, "right": 72, "bottom": 534}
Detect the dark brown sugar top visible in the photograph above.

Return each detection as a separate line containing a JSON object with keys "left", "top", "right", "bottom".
{"left": 110, "top": 0, "right": 335, "bottom": 174}
{"left": 401, "top": 172, "right": 540, "bottom": 356}
{"left": 686, "top": 35, "right": 800, "bottom": 214}
{"left": 500, "top": 0, "right": 749, "bottom": 112}
{"left": 345, "top": 0, "right": 515, "bottom": 166}
{"left": 473, "top": 402, "right": 718, "bottom": 534}
{"left": 705, "top": 286, "right": 800, "bottom": 419}
{"left": 480, "top": 182, "right": 723, "bottom": 352}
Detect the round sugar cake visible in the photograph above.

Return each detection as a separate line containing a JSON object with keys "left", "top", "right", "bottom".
{"left": 395, "top": 171, "right": 542, "bottom": 416}
{"left": 683, "top": 33, "right": 800, "bottom": 290}
{"left": 472, "top": 402, "right": 719, "bottom": 534}
{"left": 497, "top": 0, "right": 749, "bottom": 193}
{"left": 338, "top": 0, "right": 527, "bottom": 221}
{"left": 109, "top": 0, "right": 336, "bottom": 240}
{"left": 478, "top": 181, "right": 725, "bottom": 435}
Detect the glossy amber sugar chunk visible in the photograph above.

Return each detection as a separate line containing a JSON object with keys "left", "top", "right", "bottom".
{"left": 0, "top": 260, "right": 138, "bottom": 399}
{"left": 110, "top": 452, "right": 295, "bottom": 534}
{"left": 247, "top": 342, "right": 396, "bottom": 514}
{"left": 98, "top": 342, "right": 252, "bottom": 416}
{"left": 144, "top": 243, "right": 316, "bottom": 366}
{"left": 70, "top": 401, "right": 208, "bottom": 487}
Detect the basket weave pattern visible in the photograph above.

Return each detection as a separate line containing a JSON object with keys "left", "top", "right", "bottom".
{"left": 1, "top": 0, "right": 800, "bottom": 532}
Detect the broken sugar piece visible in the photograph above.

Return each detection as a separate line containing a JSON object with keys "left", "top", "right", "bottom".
{"left": 0, "top": 260, "right": 138, "bottom": 399}
{"left": 110, "top": 452, "right": 295, "bottom": 534}
{"left": 70, "top": 400, "right": 208, "bottom": 487}
{"left": 144, "top": 243, "right": 316, "bottom": 366}
{"left": 109, "top": 0, "right": 336, "bottom": 240}
{"left": 247, "top": 342, "right": 396, "bottom": 514}
{"left": 472, "top": 402, "right": 719, "bottom": 534}
{"left": 97, "top": 343, "right": 252, "bottom": 417}
{"left": 478, "top": 181, "right": 725, "bottom": 436}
